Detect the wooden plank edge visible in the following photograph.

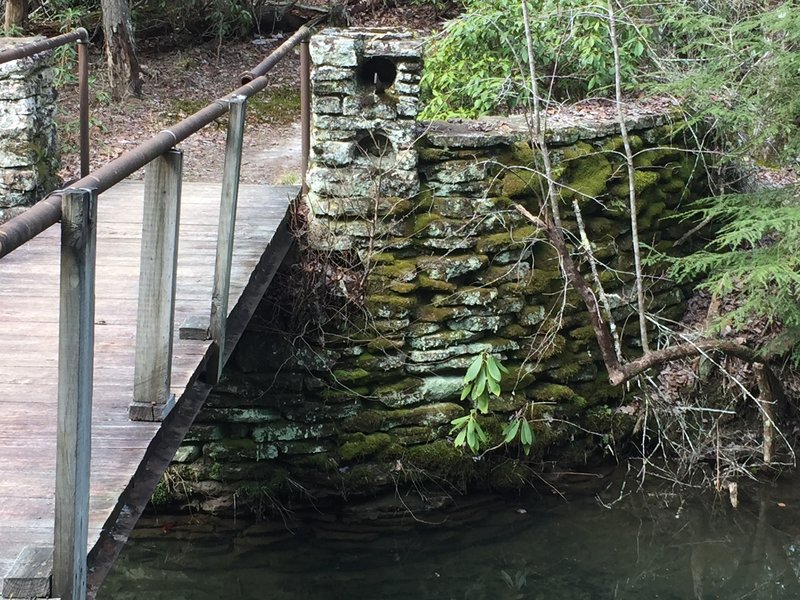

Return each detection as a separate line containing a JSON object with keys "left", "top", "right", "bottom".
{"left": 2, "top": 546, "right": 52, "bottom": 599}
{"left": 86, "top": 199, "right": 296, "bottom": 599}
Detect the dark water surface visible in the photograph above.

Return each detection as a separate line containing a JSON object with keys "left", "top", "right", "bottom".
{"left": 99, "top": 477, "right": 800, "bottom": 600}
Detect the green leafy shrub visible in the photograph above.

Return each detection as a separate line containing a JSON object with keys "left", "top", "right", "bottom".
{"left": 646, "top": 0, "right": 800, "bottom": 166}
{"left": 450, "top": 351, "right": 534, "bottom": 455}
{"left": 420, "top": 0, "right": 649, "bottom": 119}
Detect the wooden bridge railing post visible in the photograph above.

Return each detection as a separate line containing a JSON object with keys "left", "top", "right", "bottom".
{"left": 77, "top": 38, "right": 90, "bottom": 178}
{"left": 207, "top": 95, "right": 247, "bottom": 384}
{"left": 53, "top": 188, "right": 97, "bottom": 600}
{"left": 300, "top": 39, "right": 310, "bottom": 195}
{"left": 129, "top": 149, "right": 183, "bottom": 421}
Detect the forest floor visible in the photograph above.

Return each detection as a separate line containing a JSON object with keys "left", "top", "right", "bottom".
{"left": 57, "top": 35, "right": 305, "bottom": 185}
{"left": 54, "top": 3, "right": 456, "bottom": 186}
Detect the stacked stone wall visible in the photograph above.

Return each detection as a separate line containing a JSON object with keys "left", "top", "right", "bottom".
{"left": 158, "top": 122, "right": 705, "bottom": 514}
{"left": 0, "top": 38, "right": 59, "bottom": 223}
{"left": 153, "top": 29, "right": 707, "bottom": 515}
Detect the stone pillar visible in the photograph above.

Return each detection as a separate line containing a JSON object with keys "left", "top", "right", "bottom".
{"left": 0, "top": 38, "right": 59, "bottom": 224}
{"left": 306, "top": 28, "right": 423, "bottom": 250}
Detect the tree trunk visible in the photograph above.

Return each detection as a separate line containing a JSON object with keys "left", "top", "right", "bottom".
{"left": 4, "top": 0, "right": 27, "bottom": 32}
{"left": 101, "top": 0, "right": 142, "bottom": 98}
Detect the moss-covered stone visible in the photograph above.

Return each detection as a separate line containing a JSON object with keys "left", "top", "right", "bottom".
{"left": 253, "top": 421, "right": 336, "bottom": 443}
{"left": 432, "top": 286, "right": 498, "bottom": 307}
{"left": 411, "top": 212, "right": 464, "bottom": 238}
{"left": 530, "top": 383, "right": 582, "bottom": 403}
{"left": 475, "top": 226, "right": 538, "bottom": 254}
{"left": 448, "top": 314, "right": 513, "bottom": 333}
{"left": 560, "top": 144, "right": 613, "bottom": 202}
{"left": 408, "top": 338, "right": 518, "bottom": 364}
{"left": 408, "top": 329, "right": 480, "bottom": 350}
{"left": 341, "top": 402, "right": 464, "bottom": 433}
{"left": 371, "top": 259, "right": 418, "bottom": 281}
{"left": 365, "top": 294, "right": 417, "bottom": 318}
{"left": 609, "top": 170, "right": 659, "bottom": 197}
{"left": 418, "top": 254, "right": 489, "bottom": 281}
{"left": 417, "top": 275, "right": 458, "bottom": 292}
{"left": 339, "top": 432, "right": 394, "bottom": 461}
{"left": 331, "top": 367, "right": 371, "bottom": 382}
{"left": 204, "top": 440, "right": 279, "bottom": 462}
{"left": 389, "top": 425, "right": 443, "bottom": 445}
{"left": 415, "top": 304, "right": 474, "bottom": 322}
{"left": 399, "top": 439, "right": 474, "bottom": 483}
{"left": 503, "top": 168, "right": 538, "bottom": 198}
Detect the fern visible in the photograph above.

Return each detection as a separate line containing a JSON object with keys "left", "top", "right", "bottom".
{"left": 669, "top": 185, "right": 800, "bottom": 355}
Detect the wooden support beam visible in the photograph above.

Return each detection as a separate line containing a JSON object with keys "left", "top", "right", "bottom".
{"left": 207, "top": 95, "right": 247, "bottom": 384}
{"left": 300, "top": 40, "right": 310, "bottom": 195}
{"left": 53, "top": 189, "right": 97, "bottom": 600}
{"left": 129, "top": 150, "right": 183, "bottom": 422}
{"left": 3, "top": 546, "right": 53, "bottom": 599}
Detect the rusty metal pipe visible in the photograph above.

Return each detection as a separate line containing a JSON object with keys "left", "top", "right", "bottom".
{"left": 78, "top": 39, "right": 89, "bottom": 178}
{"left": 0, "top": 28, "right": 312, "bottom": 259}
{"left": 300, "top": 40, "right": 310, "bottom": 195}
{"left": 240, "top": 26, "right": 312, "bottom": 84}
{"left": 0, "top": 28, "right": 88, "bottom": 64}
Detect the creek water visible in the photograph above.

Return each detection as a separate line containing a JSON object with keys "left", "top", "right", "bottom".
{"left": 99, "top": 475, "right": 800, "bottom": 600}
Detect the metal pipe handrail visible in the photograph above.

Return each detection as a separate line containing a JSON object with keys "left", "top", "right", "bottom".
{"left": 0, "top": 27, "right": 312, "bottom": 259}
{"left": 0, "top": 27, "right": 88, "bottom": 64}
{"left": 240, "top": 25, "right": 312, "bottom": 83}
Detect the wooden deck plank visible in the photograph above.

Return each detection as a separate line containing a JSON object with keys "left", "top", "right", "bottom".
{"left": 0, "top": 180, "right": 296, "bottom": 595}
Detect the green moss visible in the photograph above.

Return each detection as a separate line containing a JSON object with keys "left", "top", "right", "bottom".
{"left": 150, "top": 477, "right": 175, "bottom": 506}
{"left": 530, "top": 383, "right": 581, "bottom": 403}
{"left": 417, "top": 275, "right": 458, "bottom": 292}
{"left": 400, "top": 439, "right": 474, "bottom": 481}
{"left": 418, "top": 146, "right": 454, "bottom": 162}
{"left": 339, "top": 432, "right": 393, "bottom": 462}
{"left": 561, "top": 141, "right": 594, "bottom": 161}
{"left": 371, "top": 252, "right": 396, "bottom": 264}
{"left": 331, "top": 368, "right": 370, "bottom": 383}
{"left": 365, "top": 294, "right": 417, "bottom": 317}
{"left": 600, "top": 136, "right": 625, "bottom": 153}
{"left": 500, "top": 324, "right": 530, "bottom": 338}
{"left": 638, "top": 201, "right": 667, "bottom": 231}
{"left": 371, "top": 259, "right": 418, "bottom": 280}
{"left": 475, "top": 225, "right": 538, "bottom": 254}
{"left": 531, "top": 334, "right": 566, "bottom": 360}
{"left": 415, "top": 305, "right": 456, "bottom": 322}
{"left": 318, "top": 386, "right": 370, "bottom": 403}
{"left": 503, "top": 168, "right": 543, "bottom": 198}
{"left": 609, "top": 170, "right": 660, "bottom": 197}
{"left": 341, "top": 402, "right": 464, "bottom": 433}
{"left": 560, "top": 150, "right": 612, "bottom": 201}
{"left": 488, "top": 461, "right": 531, "bottom": 490}
{"left": 511, "top": 141, "right": 534, "bottom": 164}
{"left": 388, "top": 425, "right": 441, "bottom": 445}
{"left": 633, "top": 147, "right": 681, "bottom": 168}
{"left": 568, "top": 324, "right": 597, "bottom": 343}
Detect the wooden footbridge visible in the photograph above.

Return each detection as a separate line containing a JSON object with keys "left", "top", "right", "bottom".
{"left": 0, "top": 28, "right": 311, "bottom": 600}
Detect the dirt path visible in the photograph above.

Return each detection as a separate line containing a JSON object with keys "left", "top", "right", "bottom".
{"left": 57, "top": 34, "right": 304, "bottom": 185}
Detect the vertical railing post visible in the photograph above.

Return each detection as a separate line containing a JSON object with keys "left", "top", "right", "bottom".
{"left": 207, "top": 95, "right": 247, "bottom": 385}
{"left": 77, "top": 38, "right": 89, "bottom": 178}
{"left": 300, "top": 39, "right": 310, "bottom": 195}
{"left": 53, "top": 188, "right": 97, "bottom": 600}
{"left": 129, "top": 149, "right": 183, "bottom": 421}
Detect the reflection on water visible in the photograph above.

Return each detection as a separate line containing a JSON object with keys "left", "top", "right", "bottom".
{"left": 99, "top": 478, "right": 800, "bottom": 600}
